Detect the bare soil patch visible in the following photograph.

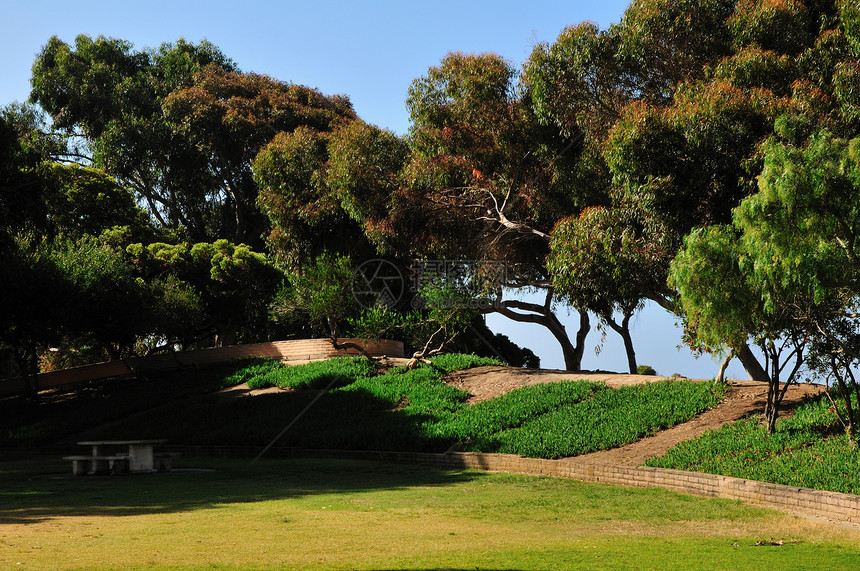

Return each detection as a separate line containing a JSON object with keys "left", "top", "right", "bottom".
{"left": 443, "top": 365, "right": 825, "bottom": 465}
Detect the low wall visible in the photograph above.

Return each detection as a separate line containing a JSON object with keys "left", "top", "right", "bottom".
{"left": 0, "top": 338, "right": 405, "bottom": 396}
{"left": 170, "top": 446, "right": 860, "bottom": 527}
{"left": 434, "top": 452, "right": 860, "bottom": 527}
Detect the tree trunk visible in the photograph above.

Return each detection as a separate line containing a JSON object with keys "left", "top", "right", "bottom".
{"left": 716, "top": 352, "right": 732, "bottom": 383}
{"left": 735, "top": 343, "right": 769, "bottom": 382}
{"left": 605, "top": 311, "right": 637, "bottom": 374}
{"left": 14, "top": 346, "right": 39, "bottom": 400}
{"left": 573, "top": 310, "right": 590, "bottom": 371}
{"left": 490, "top": 288, "right": 589, "bottom": 371}
{"left": 214, "top": 318, "right": 239, "bottom": 348}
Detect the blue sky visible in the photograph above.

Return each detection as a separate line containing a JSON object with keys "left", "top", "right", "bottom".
{"left": 0, "top": 0, "right": 752, "bottom": 379}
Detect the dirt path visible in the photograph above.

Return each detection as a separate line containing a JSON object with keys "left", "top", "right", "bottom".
{"left": 443, "top": 365, "right": 825, "bottom": 465}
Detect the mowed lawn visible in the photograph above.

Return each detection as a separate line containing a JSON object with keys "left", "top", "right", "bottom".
{"left": 2, "top": 456, "right": 859, "bottom": 570}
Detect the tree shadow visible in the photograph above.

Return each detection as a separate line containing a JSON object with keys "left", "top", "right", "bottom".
{"left": 0, "top": 454, "right": 485, "bottom": 525}
{"left": 0, "top": 376, "right": 486, "bottom": 524}
{"left": 70, "top": 386, "right": 456, "bottom": 453}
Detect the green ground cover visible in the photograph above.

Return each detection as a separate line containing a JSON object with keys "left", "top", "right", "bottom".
{"left": 647, "top": 392, "right": 860, "bottom": 494}
{"left": 55, "top": 355, "right": 724, "bottom": 459}
{"left": 2, "top": 456, "right": 859, "bottom": 570}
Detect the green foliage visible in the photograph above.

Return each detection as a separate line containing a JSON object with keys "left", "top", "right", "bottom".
{"left": 253, "top": 126, "right": 372, "bottom": 266}
{"left": 439, "top": 380, "right": 604, "bottom": 442}
{"left": 712, "top": 47, "right": 798, "bottom": 95}
{"left": 128, "top": 238, "right": 281, "bottom": 345}
{"left": 327, "top": 121, "right": 410, "bottom": 251}
{"left": 728, "top": 0, "right": 813, "bottom": 55}
{"left": 735, "top": 132, "right": 860, "bottom": 304}
{"left": 842, "top": 0, "right": 860, "bottom": 53}
{"left": 270, "top": 252, "right": 358, "bottom": 338}
{"left": 346, "top": 306, "right": 411, "bottom": 342}
{"left": 40, "top": 163, "right": 152, "bottom": 240}
{"left": 220, "top": 357, "right": 288, "bottom": 387}
{"left": 484, "top": 380, "right": 726, "bottom": 459}
{"left": 30, "top": 34, "right": 353, "bottom": 245}
{"left": 616, "top": 0, "right": 735, "bottom": 98}
{"left": 637, "top": 365, "right": 657, "bottom": 375}
{"left": 245, "top": 356, "right": 376, "bottom": 390}
{"left": 343, "top": 366, "right": 470, "bottom": 417}
{"left": 648, "top": 391, "right": 860, "bottom": 494}
{"left": 669, "top": 225, "right": 755, "bottom": 350}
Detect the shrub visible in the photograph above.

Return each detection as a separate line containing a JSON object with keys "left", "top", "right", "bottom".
{"left": 637, "top": 365, "right": 657, "bottom": 376}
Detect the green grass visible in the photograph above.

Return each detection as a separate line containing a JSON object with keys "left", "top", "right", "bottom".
{"left": 647, "top": 391, "right": 860, "bottom": 494}
{"left": 2, "top": 456, "right": 859, "bottom": 570}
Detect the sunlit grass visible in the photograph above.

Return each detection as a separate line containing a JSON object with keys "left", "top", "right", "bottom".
{"left": 1, "top": 456, "right": 858, "bottom": 570}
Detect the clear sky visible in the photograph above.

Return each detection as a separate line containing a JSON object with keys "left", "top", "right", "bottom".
{"left": 0, "top": 0, "right": 753, "bottom": 379}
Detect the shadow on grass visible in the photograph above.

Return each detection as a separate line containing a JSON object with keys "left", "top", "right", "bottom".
{"left": 72, "top": 387, "right": 455, "bottom": 453}
{"left": 0, "top": 456, "right": 484, "bottom": 525}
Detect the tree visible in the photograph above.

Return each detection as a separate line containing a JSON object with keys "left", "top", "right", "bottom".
{"left": 669, "top": 225, "right": 809, "bottom": 433}
{"left": 127, "top": 239, "right": 282, "bottom": 347}
{"left": 50, "top": 235, "right": 153, "bottom": 360}
{"left": 162, "top": 65, "right": 356, "bottom": 244}
{"left": 30, "top": 35, "right": 356, "bottom": 245}
{"left": 728, "top": 131, "right": 860, "bottom": 440}
{"left": 549, "top": 207, "right": 671, "bottom": 373}
{"left": 330, "top": 52, "right": 604, "bottom": 370}
{"left": 532, "top": 0, "right": 855, "bottom": 382}
{"left": 40, "top": 163, "right": 153, "bottom": 241}
{"left": 253, "top": 123, "right": 378, "bottom": 268}
{"left": 270, "top": 252, "right": 359, "bottom": 340}
{"left": 1, "top": 106, "right": 158, "bottom": 389}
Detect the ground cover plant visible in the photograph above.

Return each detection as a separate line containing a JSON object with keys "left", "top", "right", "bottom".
{"left": 241, "top": 356, "right": 378, "bottom": 390}
{"left": 62, "top": 354, "right": 725, "bottom": 461}
{"left": 647, "top": 391, "right": 860, "bottom": 495}
{"left": 471, "top": 379, "right": 726, "bottom": 458}
{"left": 2, "top": 456, "right": 859, "bottom": 570}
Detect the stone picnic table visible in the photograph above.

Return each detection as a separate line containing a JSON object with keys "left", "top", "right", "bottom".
{"left": 64, "top": 440, "right": 178, "bottom": 475}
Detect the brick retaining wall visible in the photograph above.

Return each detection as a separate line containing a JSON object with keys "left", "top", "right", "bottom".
{"left": 172, "top": 445, "right": 860, "bottom": 527}
{"left": 438, "top": 452, "right": 860, "bottom": 526}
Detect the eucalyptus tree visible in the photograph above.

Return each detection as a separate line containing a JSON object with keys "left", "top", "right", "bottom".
{"left": 30, "top": 34, "right": 355, "bottom": 245}
{"left": 322, "top": 53, "right": 610, "bottom": 370}
{"left": 531, "top": 0, "right": 858, "bottom": 382}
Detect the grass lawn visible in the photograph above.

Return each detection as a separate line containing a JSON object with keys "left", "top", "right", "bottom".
{"left": 2, "top": 455, "right": 859, "bottom": 570}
